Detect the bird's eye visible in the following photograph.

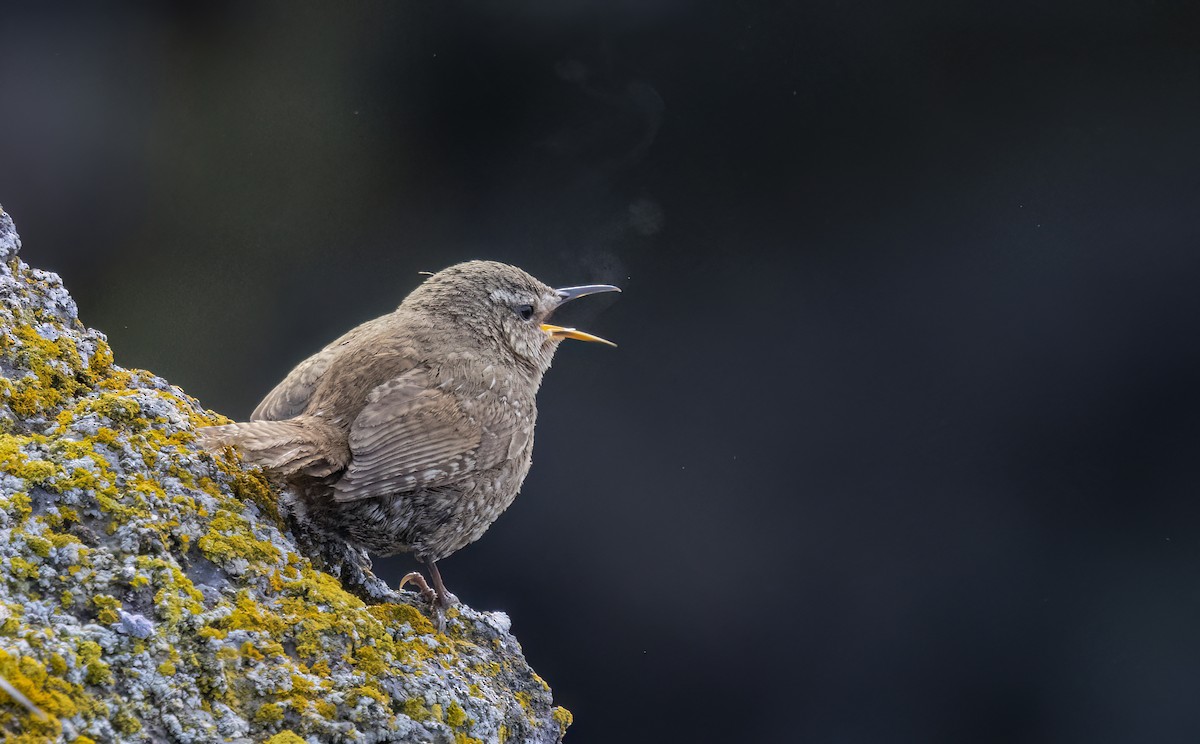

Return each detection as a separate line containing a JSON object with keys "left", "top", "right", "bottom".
{"left": 515, "top": 304, "right": 535, "bottom": 321}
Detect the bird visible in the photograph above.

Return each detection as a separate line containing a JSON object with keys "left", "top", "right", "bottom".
{"left": 198, "top": 260, "right": 619, "bottom": 617}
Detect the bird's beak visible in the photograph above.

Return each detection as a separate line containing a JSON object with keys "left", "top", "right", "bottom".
{"left": 555, "top": 284, "right": 622, "bottom": 303}
{"left": 541, "top": 324, "right": 617, "bottom": 347}
{"left": 544, "top": 284, "right": 621, "bottom": 347}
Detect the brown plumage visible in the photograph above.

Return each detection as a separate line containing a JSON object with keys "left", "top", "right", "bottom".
{"left": 199, "top": 260, "right": 618, "bottom": 611}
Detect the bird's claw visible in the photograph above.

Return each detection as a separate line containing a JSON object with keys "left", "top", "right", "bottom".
{"left": 398, "top": 571, "right": 438, "bottom": 605}
{"left": 398, "top": 571, "right": 458, "bottom": 632}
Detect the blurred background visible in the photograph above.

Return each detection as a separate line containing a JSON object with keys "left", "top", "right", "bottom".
{"left": 4, "top": 2, "right": 1200, "bottom": 741}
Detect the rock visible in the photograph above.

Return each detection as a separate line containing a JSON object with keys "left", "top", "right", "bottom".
{"left": 0, "top": 206, "right": 572, "bottom": 744}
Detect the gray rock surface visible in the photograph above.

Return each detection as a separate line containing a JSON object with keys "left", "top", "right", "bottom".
{"left": 0, "top": 206, "right": 572, "bottom": 744}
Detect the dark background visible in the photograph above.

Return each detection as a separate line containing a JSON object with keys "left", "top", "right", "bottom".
{"left": 4, "top": 2, "right": 1200, "bottom": 741}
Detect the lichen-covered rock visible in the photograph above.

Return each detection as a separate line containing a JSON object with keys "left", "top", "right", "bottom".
{"left": 0, "top": 206, "right": 571, "bottom": 744}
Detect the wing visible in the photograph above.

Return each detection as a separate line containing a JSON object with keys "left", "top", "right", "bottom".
{"left": 251, "top": 316, "right": 391, "bottom": 422}
{"left": 332, "top": 368, "right": 485, "bottom": 503}
{"left": 251, "top": 348, "right": 338, "bottom": 421}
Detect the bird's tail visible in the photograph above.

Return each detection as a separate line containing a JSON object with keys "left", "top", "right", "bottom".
{"left": 196, "top": 416, "right": 349, "bottom": 478}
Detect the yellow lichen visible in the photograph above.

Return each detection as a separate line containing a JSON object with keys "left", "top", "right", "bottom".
{"left": 197, "top": 508, "right": 282, "bottom": 564}
{"left": 113, "top": 709, "right": 142, "bottom": 734}
{"left": 232, "top": 467, "right": 283, "bottom": 528}
{"left": 515, "top": 690, "right": 532, "bottom": 708}
{"left": 403, "top": 697, "right": 431, "bottom": 721}
{"left": 446, "top": 699, "right": 467, "bottom": 727}
{"left": 367, "top": 602, "right": 435, "bottom": 636}
{"left": 313, "top": 699, "right": 336, "bottom": 718}
{"left": 9, "top": 556, "right": 39, "bottom": 580}
{"left": 0, "top": 321, "right": 91, "bottom": 418}
{"left": 0, "top": 647, "right": 100, "bottom": 738}
{"left": 552, "top": 706, "right": 574, "bottom": 732}
{"left": 240, "top": 641, "right": 265, "bottom": 662}
{"left": 222, "top": 591, "right": 287, "bottom": 636}
{"left": 91, "top": 595, "right": 121, "bottom": 625}
{"left": 77, "top": 642, "right": 112, "bottom": 686}
{"left": 0, "top": 610, "right": 21, "bottom": 636}
{"left": 24, "top": 534, "right": 52, "bottom": 558}
{"left": 265, "top": 732, "right": 307, "bottom": 744}
{"left": 513, "top": 690, "right": 544, "bottom": 727}
{"left": 347, "top": 684, "right": 389, "bottom": 709}
{"left": 309, "top": 660, "right": 331, "bottom": 677}
{"left": 254, "top": 702, "right": 284, "bottom": 724}
{"left": 0, "top": 433, "right": 56, "bottom": 488}
{"left": 47, "top": 654, "right": 67, "bottom": 676}
{"left": 3, "top": 490, "right": 32, "bottom": 524}
{"left": 351, "top": 646, "right": 386, "bottom": 676}
{"left": 289, "top": 674, "right": 313, "bottom": 694}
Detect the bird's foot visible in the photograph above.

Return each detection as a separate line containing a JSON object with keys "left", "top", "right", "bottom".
{"left": 427, "top": 590, "right": 459, "bottom": 634}
{"left": 398, "top": 571, "right": 438, "bottom": 605}
{"left": 397, "top": 571, "right": 459, "bottom": 633}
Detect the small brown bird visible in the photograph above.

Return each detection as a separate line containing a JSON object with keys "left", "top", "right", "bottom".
{"left": 199, "top": 261, "right": 618, "bottom": 612}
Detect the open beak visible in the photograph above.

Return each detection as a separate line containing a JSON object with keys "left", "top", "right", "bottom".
{"left": 541, "top": 324, "right": 617, "bottom": 347}
{"left": 542, "top": 283, "right": 621, "bottom": 347}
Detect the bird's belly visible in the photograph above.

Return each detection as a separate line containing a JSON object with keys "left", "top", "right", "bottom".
{"left": 332, "top": 457, "right": 531, "bottom": 561}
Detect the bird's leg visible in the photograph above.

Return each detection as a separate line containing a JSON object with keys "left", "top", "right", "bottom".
{"left": 425, "top": 559, "right": 459, "bottom": 609}
{"left": 397, "top": 563, "right": 456, "bottom": 608}
{"left": 397, "top": 571, "right": 438, "bottom": 605}
{"left": 398, "top": 562, "right": 457, "bottom": 633}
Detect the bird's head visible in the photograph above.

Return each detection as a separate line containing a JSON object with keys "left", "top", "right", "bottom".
{"left": 404, "top": 260, "right": 620, "bottom": 374}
